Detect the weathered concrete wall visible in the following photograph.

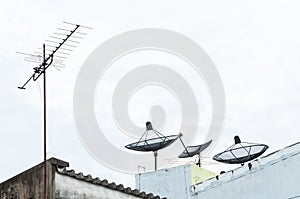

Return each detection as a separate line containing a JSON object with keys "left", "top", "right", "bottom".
{"left": 55, "top": 172, "right": 141, "bottom": 199}
{"left": 1, "top": 158, "right": 158, "bottom": 199}
{"left": 0, "top": 160, "right": 52, "bottom": 198}
{"left": 0, "top": 158, "right": 68, "bottom": 199}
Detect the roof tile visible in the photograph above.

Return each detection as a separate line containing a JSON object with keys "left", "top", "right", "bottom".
{"left": 54, "top": 164, "right": 164, "bottom": 199}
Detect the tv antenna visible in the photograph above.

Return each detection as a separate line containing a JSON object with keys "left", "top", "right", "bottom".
{"left": 213, "top": 135, "right": 268, "bottom": 165}
{"left": 125, "top": 121, "right": 180, "bottom": 171}
{"left": 17, "top": 21, "right": 92, "bottom": 199}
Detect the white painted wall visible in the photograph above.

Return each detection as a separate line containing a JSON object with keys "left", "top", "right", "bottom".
{"left": 136, "top": 164, "right": 216, "bottom": 199}
{"left": 136, "top": 165, "right": 192, "bottom": 199}
{"left": 55, "top": 173, "right": 140, "bottom": 199}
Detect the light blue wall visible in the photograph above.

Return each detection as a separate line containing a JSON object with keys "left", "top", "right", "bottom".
{"left": 136, "top": 165, "right": 192, "bottom": 199}
{"left": 194, "top": 143, "right": 300, "bottom": 199}
{"left": 136, "top": 143, "right": 300, "bottom": 199}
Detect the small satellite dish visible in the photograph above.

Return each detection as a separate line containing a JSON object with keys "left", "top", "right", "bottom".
{"left": 178, "top": 140, "right": 212, "bottom": 167}
{"left": 213, "top": 136, "right": 268, "bottom": 164}
{"left": 125, "top": 121, "right": 179, "bottom": 170}
{"left": 178, "top": 140, "right": 212, "bottom": 158}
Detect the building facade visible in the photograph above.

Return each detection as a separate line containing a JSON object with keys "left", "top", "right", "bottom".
{"left": 0, "top": 158, "right": 164, "bottom": 199}
{"left": 137, "top": 142, "right": 300, "bottom": 199}
{"left": 136, "top": 164, "right": 216, "bottom": 199}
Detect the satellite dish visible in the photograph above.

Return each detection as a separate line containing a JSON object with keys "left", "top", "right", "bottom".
{"left": 178, "top": 140, "right": 212, "bottom": 158}
{"left": 125, "top": 121, "right": 180, "bottom": 170}
{"left": 125, "top": 135, "right": 179, "bottom": 152}
{"left": 213, "top": 136, "right": 268, "bottom": 164}
{"left": 178, "top": 140, "right": 212, "bottom": 167}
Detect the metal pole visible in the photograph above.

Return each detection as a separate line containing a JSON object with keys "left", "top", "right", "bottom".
{"left": 16, "top": 22, "right": 91, "bottom": 199}
{"left": 197, "top": 154, "right": 201, "bottom": 167}
{"left": 154, "top": 151, "right": 158, "bottom": 171}
{"left": 43, "top": 43, "right": 47, "bottom": 199}
{"left": 179, "top": 136, "right": 191, "bottom": 157}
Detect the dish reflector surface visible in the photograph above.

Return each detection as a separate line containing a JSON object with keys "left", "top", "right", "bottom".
{"left": 213, "top": 136, "right": 268, "bottom": 164}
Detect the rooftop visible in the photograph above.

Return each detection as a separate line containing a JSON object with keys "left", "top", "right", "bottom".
{"left": 0, "top": 158, "right": 166, "bottom": 199}
{"left": 56, "top": 163, "right": 165, "bottom": 199}
{"left": 193, "top": 142, "right": 300, "bottom": 193}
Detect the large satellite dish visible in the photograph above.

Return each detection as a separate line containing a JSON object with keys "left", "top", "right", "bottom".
{"left": 213, "top": 136, "right": 268, "bottom": 164}
{"left": 125, "top": 135, "right": 179, "bottom": 152}
{"left": 125, "top": 121, "right": 180, "bottom": 170}
{"left": 178, "top": 140, "right": 212, "bottom": 167}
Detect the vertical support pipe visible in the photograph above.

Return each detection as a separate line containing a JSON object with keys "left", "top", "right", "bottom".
{"left": 197, "top": 154, "right": 201, "bottom": 167}
{"left": 43, "top": 43, "right": 47, "bottom": 199}
{"left": 154, "top": 151, "right": 158, "bottom": 171}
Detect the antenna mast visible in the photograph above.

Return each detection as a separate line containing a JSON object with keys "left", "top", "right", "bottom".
{"left": 17, "top": 21, "right": 91, "bottom": 199}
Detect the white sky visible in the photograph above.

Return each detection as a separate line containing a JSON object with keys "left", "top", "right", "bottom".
{"left": 1, "top": 0, "right": 300, "bottom": 187}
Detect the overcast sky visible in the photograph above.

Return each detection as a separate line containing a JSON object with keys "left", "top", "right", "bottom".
{"left": 1, "top": 0, "right": 300, "bottom": 187}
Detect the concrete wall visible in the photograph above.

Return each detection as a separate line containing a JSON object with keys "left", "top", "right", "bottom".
{"left": 0, "top": 164, "right": 46, "bottom": 199}
{"left": 55, "top": 172, "right": 140, "bottom": 199}
{"left": 193, "top": 142, "right": 300, "bottom": 199}
{"left": 0, "top": 158, "right": 154, "bottom": 199}
{"left": 0, "top": 158, "right": 62, "bottom": 199}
